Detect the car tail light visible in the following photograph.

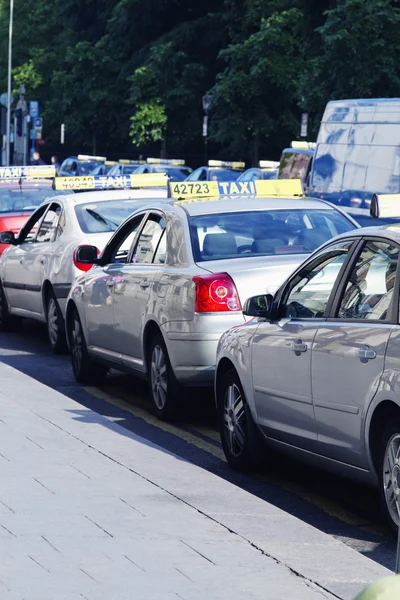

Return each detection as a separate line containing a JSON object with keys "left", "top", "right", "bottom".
{"left": 73, "top": 246, "right": 100, "bottom": 272}
{"left": 192, "top": 273, "right": 241, "bottom": 313}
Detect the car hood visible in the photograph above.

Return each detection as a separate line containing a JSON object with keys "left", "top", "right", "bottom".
{"left": 197, "top": 254, "right": 306, "bottom": 304}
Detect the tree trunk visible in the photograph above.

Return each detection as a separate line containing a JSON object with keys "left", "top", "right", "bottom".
{"left": 251, "top": 133, "right": 260, "bottom": 167}
{"left": 92, "top": 129, "right": 97, "bottom": 156}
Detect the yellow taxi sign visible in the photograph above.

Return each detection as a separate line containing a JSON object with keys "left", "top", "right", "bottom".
{"left": 77, "top": 154, "right": 107, "bottom": 162}
{"left": 104, "top": 161, "right": 117, "bottom": 167}
{"left": 169, "top": 179, "right": 303, "bottom": 200}
{"left": 53, "top": 173, "right": 168, "bottom": 191}
{"left": 259, "top": 160, "right": 279, "bottom": 169}
{"left": 147, "top": 158, "right": 185, "bottom": 166}
{"left": 208, "top": 160, "right": 245, "bottom": 169}
{"left": 370, "top": 193, "right": 400, "bottom": 219}
{"left": 0, "top": 165, "right": 56, "bottom": 179}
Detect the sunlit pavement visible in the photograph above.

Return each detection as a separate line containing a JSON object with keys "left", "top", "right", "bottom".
{"left": 0, "top": 322, "right": 397, "bottom": 599}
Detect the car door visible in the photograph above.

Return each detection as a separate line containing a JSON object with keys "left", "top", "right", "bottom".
{"left": 312, "top": 238, "right": 399, "bottom": 468}
{"left": 251, "top": 239, "right": 355, "bottom": 450}
{"left": 20, "top": 202, "right": 62, "bottom": 315}
{"left": 84, "top": 214, "right": 146, "bottom": 360}
{"left": 1, "top": 204, "right": 48, "bottom": 313}
{"left": 111, "top": 212, "right": 166, "bottom": 369}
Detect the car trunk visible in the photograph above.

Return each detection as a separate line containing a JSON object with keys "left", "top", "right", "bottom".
{"left": 196, "top": 254, "right": 306, "bottom": 306}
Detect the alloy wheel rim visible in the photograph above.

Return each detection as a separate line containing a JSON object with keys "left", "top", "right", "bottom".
{"left": 223, "top": 383, "right": 246, "bottom": 457}
{"left": 47, "top": 298, "right": 59, "bottom": 345}
{"left": 71, "top": 316, "right": 83, "bottom": 374}
{"left": 383, "top": 433, "right": 400, "bottom": 527}
{"left": 151, "top": 345, "right": 168, "bottom": 410}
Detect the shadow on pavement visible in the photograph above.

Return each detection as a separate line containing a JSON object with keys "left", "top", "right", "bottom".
{"left": 0, "top": 322, "right": 397, "bottom": 571}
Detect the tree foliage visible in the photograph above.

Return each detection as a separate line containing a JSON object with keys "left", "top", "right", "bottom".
{"left": 0, "top": 0, "right": 399, "bottom": 163}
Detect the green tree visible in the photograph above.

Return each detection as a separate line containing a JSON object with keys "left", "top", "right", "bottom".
{"left": 302, "top": 0, "right": 400, "bottom": 117}
{"left": 130, "top": 99, "right": 167, "bottom": 147}
{"left": 210, "top": 8, "right": 305, "bottom": 164}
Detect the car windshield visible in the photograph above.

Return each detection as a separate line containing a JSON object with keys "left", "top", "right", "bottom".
{"left": 0, "top": 181, "right": 67, "bottom": 213}
{"left": 152, "top": 166, "right": 192, "bottom": 181}
{"left": 79, "top": 161, "right": 102, "bottom": 174}
{"left": 279, "top": 152, "right": 312, "bottom": 181}
{"left": 189, "top": 208, "right": 355, "bottom": 262}
{"left": 209, "top": 169, "right": 241, "bottom": 181}
{"left": 75, "top": 199, "right": 144, "bottom": 233}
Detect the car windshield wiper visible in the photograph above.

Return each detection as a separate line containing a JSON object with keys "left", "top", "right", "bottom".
{"left": 85, "top": 208, "right": 119, "bottom": 229}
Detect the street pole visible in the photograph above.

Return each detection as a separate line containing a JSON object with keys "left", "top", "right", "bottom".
{"left": 6, "top": 0, "right": 14, "bottom": 166}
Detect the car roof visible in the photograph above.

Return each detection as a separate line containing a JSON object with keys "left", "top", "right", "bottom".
{"left": 44, "top": 188, "right": 169, "bottom": 205}
{"left": 281, "top": 148, "right": 314, "bottom": 156}
{"left": 334, "top": 223, "right": 400, "bottom": 243}
{"left": 173, "top": 195, "right": 344, "bottom": 216}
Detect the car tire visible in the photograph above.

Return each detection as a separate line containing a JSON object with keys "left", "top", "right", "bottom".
{"left": 217, "top": 368, "right": 264, "bottom": 472}
{"left": 46, "top": 290, "right": 68, "bottom": 354}
{"left": 0, "top": 283, "right": 21, "bottom": 332}
{"left": 148, "top": 333, "right": 182, "bottom": 421}
{"left": 69, "top": 307, "right": 108, "bottom": 385}
{"left": 378, "top": 417, "right": 400, "bottom": 536}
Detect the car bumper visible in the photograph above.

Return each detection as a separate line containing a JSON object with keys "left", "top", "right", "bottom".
{"left": 162, "top": 314, "right": 244, "bottom": 386}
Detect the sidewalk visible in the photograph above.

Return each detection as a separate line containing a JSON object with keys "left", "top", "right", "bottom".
{"left": 0, "top": 362, "right": 392, "bottom": 600}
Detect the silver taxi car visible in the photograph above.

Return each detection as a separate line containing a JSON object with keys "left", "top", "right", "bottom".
{"left": 216, "top": 223, "right": 400, "bottom": 532}
{"left": 0, "top": 178, "right": 168, "bottom": 352}
{"left": 65, "top": 187, "right": 357, "bottom": 420}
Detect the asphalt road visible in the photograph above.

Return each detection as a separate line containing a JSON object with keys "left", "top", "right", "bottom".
{"left": 1, "top": 320, "right": 397, "bottom": 572}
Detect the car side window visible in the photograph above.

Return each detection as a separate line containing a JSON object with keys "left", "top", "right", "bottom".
{"left": 282, "top": 241, "right": 353, "bottom": 319}
{"left": 132, "top": 215, "right": 166, "bottom": 264}
{"left": 337, "top": 240, "right": 399, "bottom": 321}
{"left": 109, "top": 218, "right": 143, "bottom": 264}
{"left": 19, "top": 206, "right": 49, "bottom": 243}
{"left": 35, "top": 204, "right": 62, "bottom": 243}
{"left": 153, "top": 230, "right": 167, "bottom": 264}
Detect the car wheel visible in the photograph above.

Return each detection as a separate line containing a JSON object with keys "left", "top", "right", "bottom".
{"left": 148, "top": 334, "right": 181, "bottom": 420}
{"left": 46, "top": 291, "right": 67, "bottom": 354}
{"left": 217, "top": 368, "right": 263, "bottom": 471}
{"left": 69, "top": 307, "right": 108, "bottom": 384}
{"left": 0, "top": 283, "right": 20, "bottom": 332}
{"left": 379, "top": 417, "right": 400, "bottom": 535}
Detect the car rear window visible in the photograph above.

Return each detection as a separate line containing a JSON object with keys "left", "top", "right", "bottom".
{"left": 189, "top": 209, "right": 355, "bottom": 262}
{"left": 208, "top": 169, "right": 241, "bottom": 181}
{"left": 0, "top": 181, "right": 67, "bottom": 213}
{"left": 75, "top": 199, "right": 143, "bottom": 233}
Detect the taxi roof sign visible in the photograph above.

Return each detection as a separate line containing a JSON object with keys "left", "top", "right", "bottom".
{"left": 208, "top": 160, "right": 245, "bottom": 170}
{"left": 169, "top": 179, "right": 303, "bottom": 200}
{"left": 53, "top": 173, "right": 168, "bottom": 192}
{"left": 0, "top": 165, "right": 56, "bottom": 180}
{"left": 370, "top": 193, "right": 400, "bottom": 219}
{"left": 290, "top": 141, "right": 316, "bottom": 150}
{"left": 147, "top": 158, "right": 185, "bottom": 166}
{"left": 118, "top": 159, "right": 145, "bottom": 165}
{"left": 77, "top": 154, "right": 107, "bottom": 162}
{"left": 104, "top": 161, "right": 117, "bottom": 167}
{"left": 259, "top": 160, "right": 280, "bottom": 169}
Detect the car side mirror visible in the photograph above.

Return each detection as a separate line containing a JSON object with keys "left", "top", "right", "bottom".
{"left": 75, "top": 245, "right": 99, "bottom": 264}
{"left": 243, "top": 293, "right": 274, "bottom": 319}
{"left": 0, "top": 231, "right": 16, "bottom": 245}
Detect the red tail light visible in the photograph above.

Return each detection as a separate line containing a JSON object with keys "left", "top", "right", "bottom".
{"left": 193, "top": 273, "right": 241, "bottom": 313}
{"left": 73, "top": 246, "right": 100, "bottom": 272}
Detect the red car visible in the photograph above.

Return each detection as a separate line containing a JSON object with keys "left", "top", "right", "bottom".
{"left": 0, "top": 178, "right": 66, "bottom": 255}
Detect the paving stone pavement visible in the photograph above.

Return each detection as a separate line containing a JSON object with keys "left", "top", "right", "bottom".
{"left": 0, "top": 362, "right": 393, "bottom": 600}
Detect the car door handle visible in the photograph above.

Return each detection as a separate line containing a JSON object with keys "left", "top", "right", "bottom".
{"left": 140, "top": 280, "right": 150, "bottom": 289}
{"left": 292, "top": 339, "right": 308, "bottom": 355}
{"left": 106, "top": 280, "right": 115, "bottom": 288}
{"left": 358, "top": 345, "right": 376, "bottom": 361}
